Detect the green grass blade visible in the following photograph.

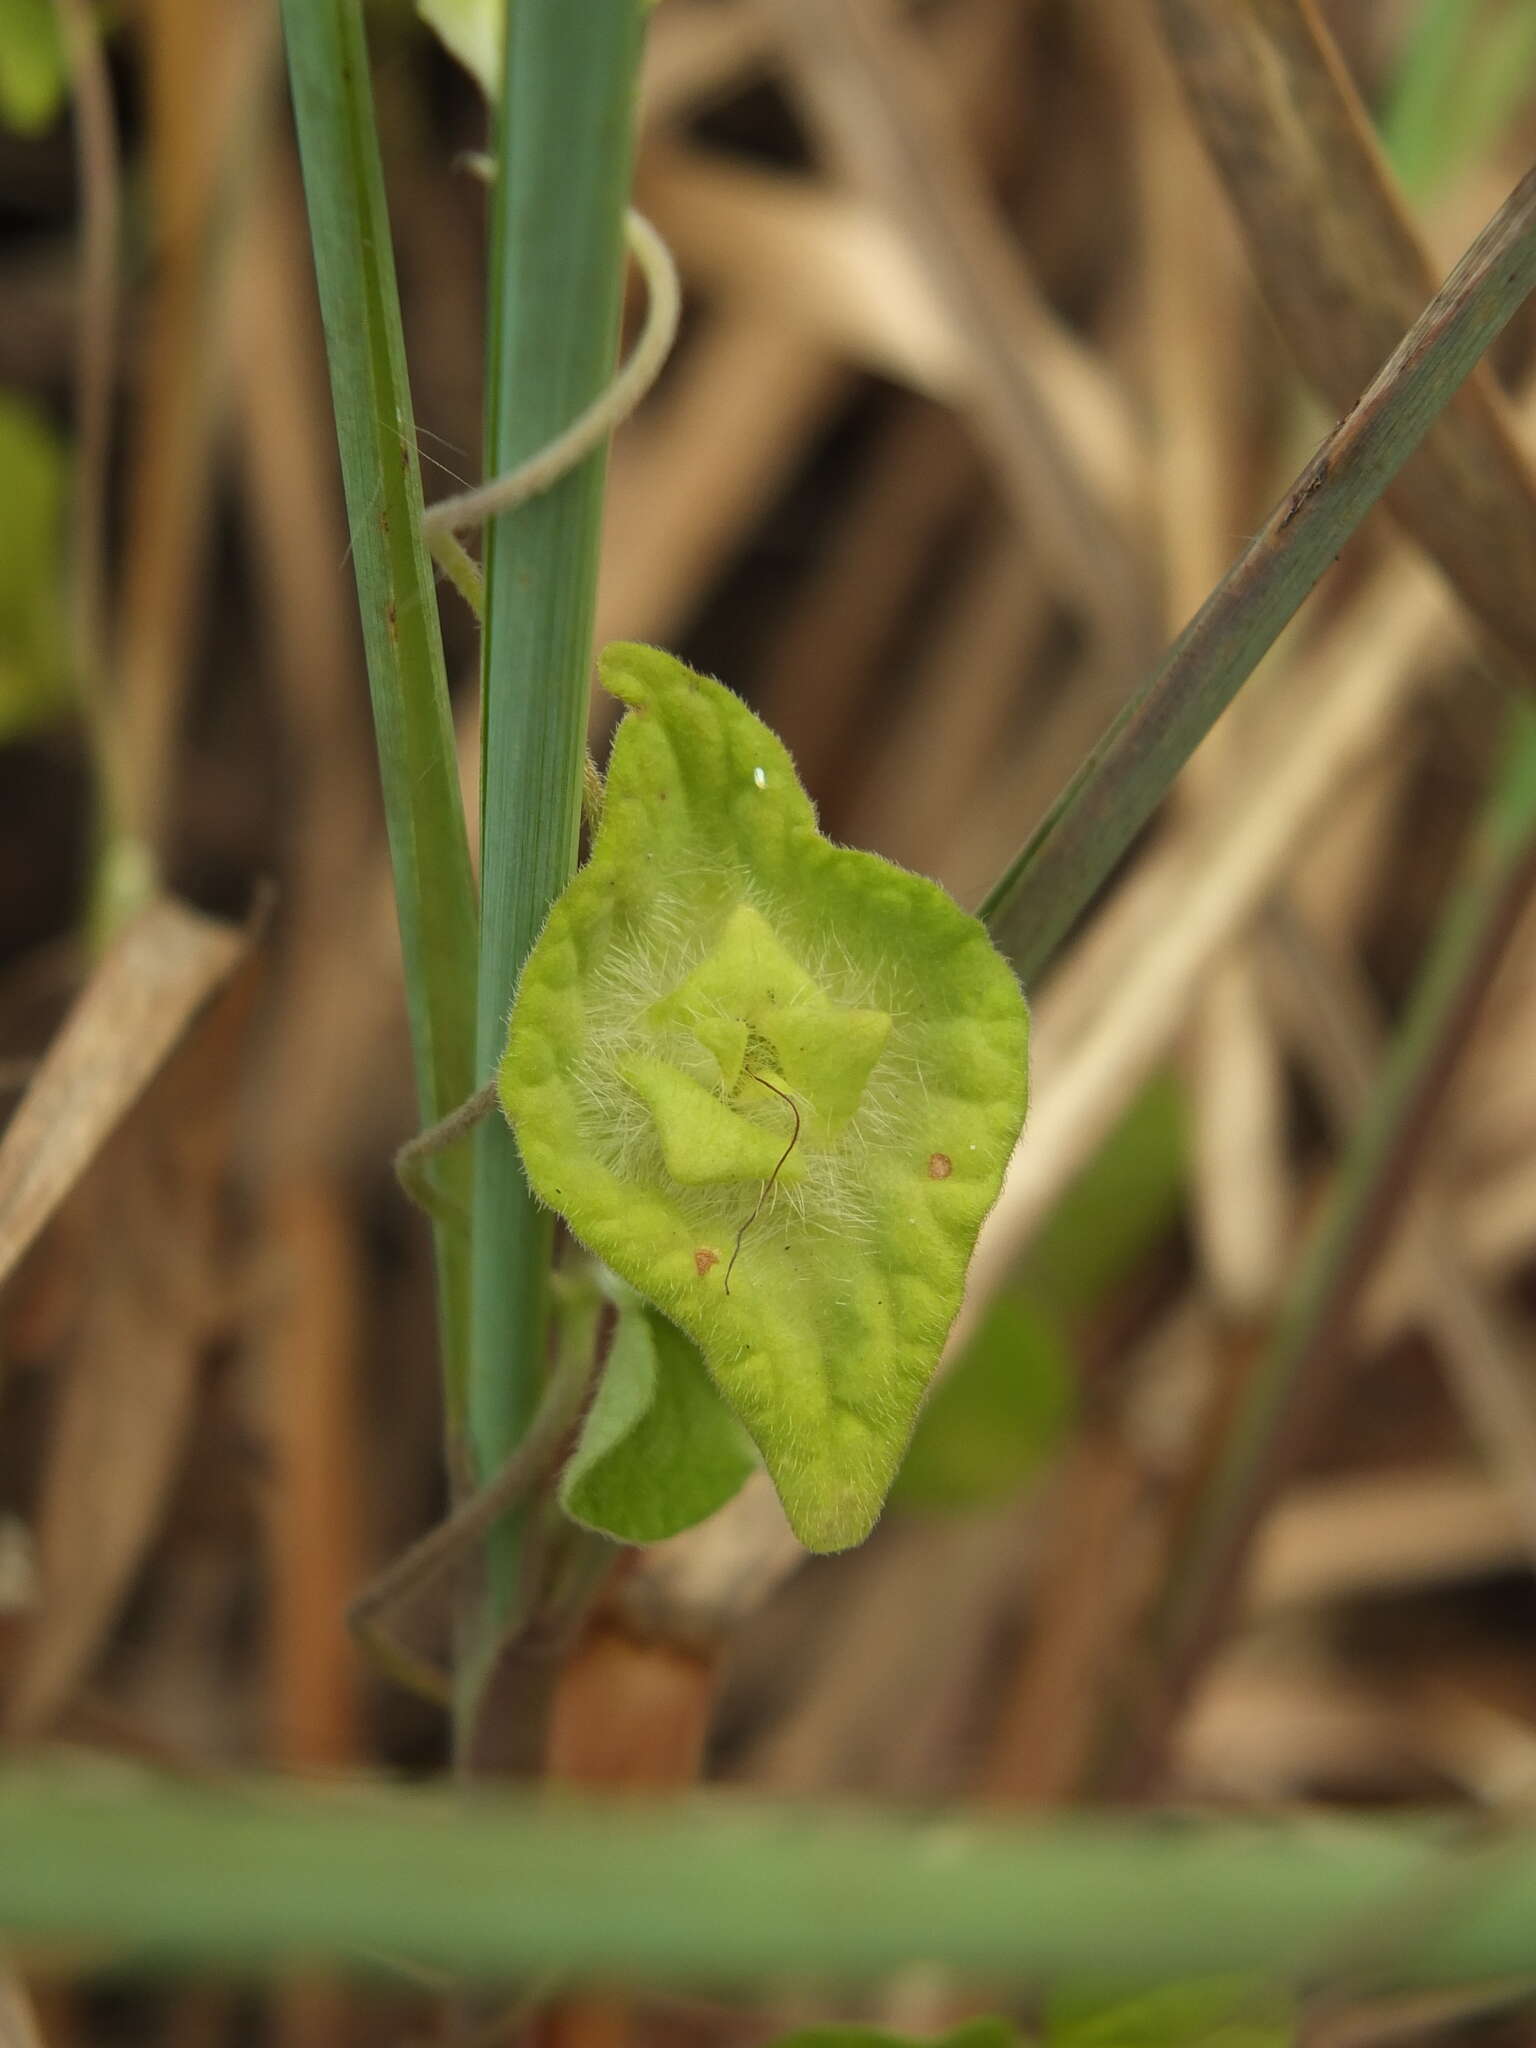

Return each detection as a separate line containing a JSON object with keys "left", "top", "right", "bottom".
{"left": 981, "top": 162, "right": 1536, "bottom": 986}
{"left": 0, "top": 1768, "right": 1531, "bottom": 1989}
{"left": 464, "top": 1, "right": 645, "bottom": 1710}
{"left": 280, "top": 0, "right": 480, "bottom": 1426}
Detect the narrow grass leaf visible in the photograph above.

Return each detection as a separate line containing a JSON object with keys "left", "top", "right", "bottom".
{"left": 0, "top": 1768, "right": 1527, "bottom": 1989}
{"left": 281, "top": 0, "right": 479, "bottom": 1418}
{"left": 465, "top": 0, "right": 644, "bottom": 1683}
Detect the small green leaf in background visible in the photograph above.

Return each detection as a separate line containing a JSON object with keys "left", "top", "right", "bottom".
{"left": 1380, "top": 0, "right": 1536, "bottom": 202}
{"left": 560, "top": 1271, "right": 759, "bottom": 1543}
{"left": 0, "top": 0, "right": 66, "bottom": 135}
{"left": 501, "top": 643, "right": 1029, "bottom": 1554}
{"left": 1047, "top": 1977, "right": 1291, "bottom": 2048}
{"left": 1023, "top": 1072, "right": 1187, "bottom": 1327}
{"left": 0, "top": 393, "right": 71, "bottom": 743}
{"left": 416, "top": 0, "right": 499, "bottom": 98}
{"left": 892, "top": 1295, "right": 1071, "bottom": 1511}
{"left": 768, "top": 2022, "right": 1018, "bottom": 2048}
{"left": 894, "top": 1073, "right": 1185, "bottom": 1514}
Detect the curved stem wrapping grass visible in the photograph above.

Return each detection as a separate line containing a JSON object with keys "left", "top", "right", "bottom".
{"left": 421, "top": 208, "right": 678, "bottom": 617}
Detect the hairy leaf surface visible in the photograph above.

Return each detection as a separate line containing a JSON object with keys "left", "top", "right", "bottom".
{"left": 501, "top": 643, "right": 1028, "bottom": 1551}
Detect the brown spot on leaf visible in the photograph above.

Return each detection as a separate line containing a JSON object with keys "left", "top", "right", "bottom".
{"left": 694, "top": 1247, "right": 719, "bottom": 1277}
{"left": 927, "top": 1152, "right": 952, "bottom": 1180}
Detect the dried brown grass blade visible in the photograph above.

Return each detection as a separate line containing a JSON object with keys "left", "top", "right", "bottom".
{"left": 0, "top": 1974, "right": 43, "bottom": 2048}
{"left": 772, "top": 0, "right": 1154, "bottom": 679}
{"left": 756, "top": 398, "right": 980, "bottom": 802}
{"left": 5, "top": 927, "right": 258, "bottom": 1737}
{"left": 844, "top": 521, "right": 1047, "bottom": 868}
{"left": 641, "top": 0, "right": 771, "bottom": 129}
{"left": 115, "top": 0, "right": 274, "bottom": 847}
{"left": 638, "top": 146, "right": 967, "bottom": 399}
{"left": 1260, "top": 906, "right": 1536, "bottom": 1577}
{"left": 0, "top": 897, "right": 248, "bottom": 1295}
{"left": 969, "top": 547, "right": 1453, "bottom": 1318}
{"left": 748, "top": 1504, "right": 1029, "bottom": 1799}
{"left": 261, "top": 1183, "right": 363, "bottom": 1771}
{"left": 1156, "top": 0, "right": 1536, "bottom": 683}
{"left": 597, "top": 303, "right": 845, "bottom": 656}
{"left": 1250, "top": 1468, "right": 1529, "bottom": 1613}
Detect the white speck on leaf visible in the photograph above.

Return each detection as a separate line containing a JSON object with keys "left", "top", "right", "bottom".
{"left": 752, "top": 766, "right": 767, "bottom": 789}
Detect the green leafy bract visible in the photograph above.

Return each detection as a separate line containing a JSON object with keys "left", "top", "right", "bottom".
{"left": 500, "top": 643, "right": 1029, "bottom": 1552}
{"left": 559, "top": 1271, "right": 758, "bottom": 1544}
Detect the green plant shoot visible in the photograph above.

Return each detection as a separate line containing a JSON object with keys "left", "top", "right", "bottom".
{"left": 499, "top": 643, "right": 1029, "bottom": 1552}
{"left": 558, "top": 1268, "right": 758, "bottom": 1544}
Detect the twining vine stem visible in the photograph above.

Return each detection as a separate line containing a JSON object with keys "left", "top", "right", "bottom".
{"left": 419, "top": 208, "right": 680, "bottom": 618}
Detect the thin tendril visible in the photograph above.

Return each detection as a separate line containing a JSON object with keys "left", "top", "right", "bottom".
{"left": 419, "top": 209, "right": 680, "bottom": 619}
{"left": 724, "top": 1071, "right": 801, "bottom": 1296}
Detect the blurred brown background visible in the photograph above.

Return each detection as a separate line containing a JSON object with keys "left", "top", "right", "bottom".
{"left": 4, "top": 1, "right": 1536, "bottom": 2042}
